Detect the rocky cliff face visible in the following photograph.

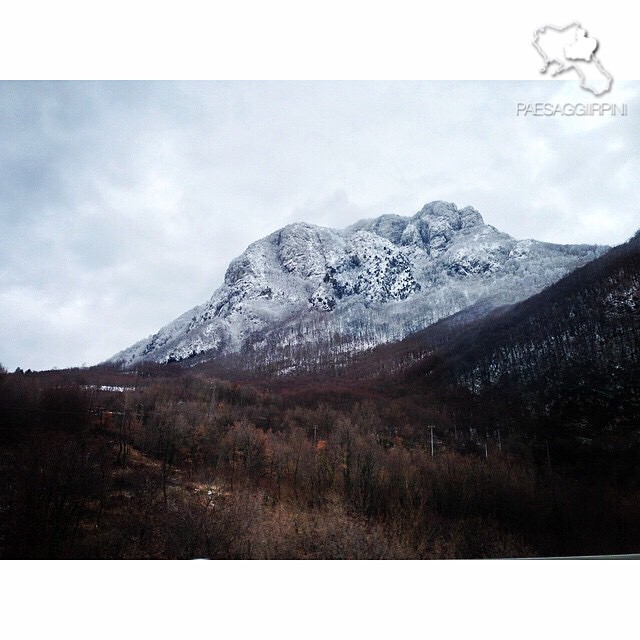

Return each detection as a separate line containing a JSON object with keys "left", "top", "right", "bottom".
{"left": 110, "top": 201, "right": 606, "bottom": 369}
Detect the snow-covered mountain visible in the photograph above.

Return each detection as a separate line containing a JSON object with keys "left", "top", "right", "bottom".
{"left": 110, "top": 201, "right": 607, "bottom": 369}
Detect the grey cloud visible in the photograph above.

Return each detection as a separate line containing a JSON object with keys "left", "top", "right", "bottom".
{"left": 0, "top": 81, "right": 638, "bottom": 370}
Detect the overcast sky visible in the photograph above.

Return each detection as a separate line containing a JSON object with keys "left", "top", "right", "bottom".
{"left": 1, "top": 80, "right": 638, "bottom": 371}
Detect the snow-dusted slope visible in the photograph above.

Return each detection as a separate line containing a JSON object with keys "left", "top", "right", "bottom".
{"left": 110, "top": 201, "right": 607, "bottom": 368}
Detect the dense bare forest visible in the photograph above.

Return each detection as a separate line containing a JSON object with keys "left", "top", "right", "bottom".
{"left": 2, "top": 359, "right": 639, "bottom": 559}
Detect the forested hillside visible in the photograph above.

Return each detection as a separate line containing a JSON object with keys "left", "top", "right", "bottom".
{"left": 1, "top": 355, "right": 639, "bottom": 559}
{"left": 409, "top": 230, "right": 640, "bottom": 432}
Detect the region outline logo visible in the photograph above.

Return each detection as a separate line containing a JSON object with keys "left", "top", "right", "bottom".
{"left": 532, "top": 22, "right": 612, "bottom": 96}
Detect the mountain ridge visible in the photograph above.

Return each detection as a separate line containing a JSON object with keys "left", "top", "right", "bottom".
{"left": 110, "top": 201, "right": 607, "bottom": 369}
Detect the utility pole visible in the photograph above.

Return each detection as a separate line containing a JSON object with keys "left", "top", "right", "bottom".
{"left": 545, "top": 440, "right": 552, "bottom": 470}
{"left": 207, "top": 384, "right": 216, "bottom": 419}
{"left": 485, "top": 441, "right": 488, "bottom": 460}
{"left": 313, "top": 425, "right": 317, "bottom": 449}
{"left": 88, "top": 386, "right": 95, "bottom": 416}
{"left": 497, "top": 429, "right": 502, "bottom": 452}
{"left": 428, "top": 425, "right": 435, "bottom": 457}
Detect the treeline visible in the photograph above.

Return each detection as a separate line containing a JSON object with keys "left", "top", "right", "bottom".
{"left": 2, "top": 366, "right": 640, "bottom": 558}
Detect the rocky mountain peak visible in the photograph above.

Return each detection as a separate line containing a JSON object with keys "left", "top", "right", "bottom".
{"left": 110, "top": 201, "right": 607, "bottom": 369}
{"left": 414, "top": 201, "right": 483, "bottom": 226}
{"left": 399, "top": 201, "right": 485, "bottom": 254}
